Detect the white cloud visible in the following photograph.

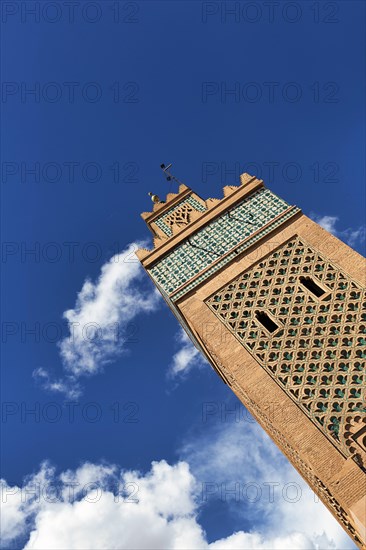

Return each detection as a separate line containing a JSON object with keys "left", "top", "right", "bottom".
{"left": 32, "top": 368, "right": 82, "bottom": 400}
{"left": 59, "top": 462, "right": 117, "bottom": 501}
{"left": 0, "top": 460, "right": 204, "bottom": 550}
{"left": 181, "top": 418, "right": 355, "bottom": 550}
{"left": 1, "top": 424, "right": 357, "bottom": 550}
{"left": 168, "top": 329, "right": 207, "bottom": 379}
{"left": 0, "top": 462, "right": 56, "bottom": 546}
{"left": 59, "top": 243, "right": 160, "bottom": 376}
{"left": 312, "top": 215, "right": 338, "bottom": 234}
{"left": 340, "top": 226, "right": 366, "bottom": 248}
{"left": 209, "top": 531, "right": 318, "bottom": 549}
{"left": 310, "top": 214, "right": 366, "bottom": 249}
{"left": 0, "top": 480, "right": 28, "bottom": 543}
{"left": 34, "top": 243, "right": 160, "bottom": 397}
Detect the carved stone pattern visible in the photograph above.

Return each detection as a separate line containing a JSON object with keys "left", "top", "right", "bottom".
{"left": 205, "top": 344, "right": 363, "bottom": 546}
{"left": 344, "top": 416, "right": 366, "bottom": 471}
{"left": 155, "top": 196, "right": 207, "bottom": 237}
{"left": 206, "top": 236, "right": 366, "bottom": 458}
{"left": 149, "top": 189, "right": 292, "bottom": 298}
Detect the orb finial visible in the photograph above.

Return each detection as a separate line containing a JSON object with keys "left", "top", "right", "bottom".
{"left": 148, "top": 192, "right": 161, "bottom": 204}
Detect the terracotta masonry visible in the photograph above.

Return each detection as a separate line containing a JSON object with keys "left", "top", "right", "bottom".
{"left": 137, "top": 173, "right": 366, "bottom": 547}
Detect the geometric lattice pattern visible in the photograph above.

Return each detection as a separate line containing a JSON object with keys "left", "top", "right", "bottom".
{"left": 150, "top": 188, "right": 292, "bottom": 298}
{"left": 206, "top": 236, "right": 366, "bottom": 458}
{"left": 171, "top": 207, "right": 300, "bottom": 303}
{"left": 155, "top": 196, "right": 207, "bottom": 236}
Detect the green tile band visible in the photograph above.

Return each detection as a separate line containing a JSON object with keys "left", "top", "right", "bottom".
{"left": 149, "top": 189, "right": 298, "bottom": 301}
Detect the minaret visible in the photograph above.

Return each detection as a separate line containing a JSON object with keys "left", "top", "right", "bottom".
{"left": 136, "top": 170, "right": 366, "bottom": 547}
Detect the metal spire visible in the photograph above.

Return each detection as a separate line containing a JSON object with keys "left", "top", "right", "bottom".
{"left": 160, "top": 163, "right": 183, "bottom": 187}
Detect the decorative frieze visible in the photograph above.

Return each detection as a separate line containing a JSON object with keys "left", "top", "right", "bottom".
{"left": 149, "top": 188, "right": 295, "bottom": 300}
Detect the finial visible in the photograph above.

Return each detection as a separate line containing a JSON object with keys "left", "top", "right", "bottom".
{"left": 148, "top": 192, "right": 161, "bottom": 204}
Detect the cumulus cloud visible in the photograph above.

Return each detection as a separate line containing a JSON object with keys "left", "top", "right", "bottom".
{"left": 310, "top": 214, "right": 366, "bottom": 249}
{"left": 34, "top": 243, "right": 161, "bottom": 397}
{"left": 181, "top": 417, "right": 355, "bottom": 549}
{"left": 209, "top": 531, "right": 321, "bottom": 549}
{"left": 0, "top": 460, "right": 203, "bottom": 550}
{"left": 168, "top": 329, "right": 207, "bottom": 379}
{"left": 59, "top": 243, "right": 160, "bottom": 376}
{"left": 0, "top": 462, "right": 57, "bottom": 546}
{"left": 1, "top": 422, "right": 356, "bottom": 550}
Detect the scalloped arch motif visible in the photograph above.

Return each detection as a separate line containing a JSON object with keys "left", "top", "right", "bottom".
{"left": 206, "top": 235, "right": 366, "bottom": 458}
{"left": 155, "top": 196, "right": 207, "bottom": 237}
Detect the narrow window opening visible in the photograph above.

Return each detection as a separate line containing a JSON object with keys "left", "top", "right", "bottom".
{"left": 256, "top": 311, "right": 279, "bottom": 333}
{"left": 300, "top": 276, "right": 325, "bottom": 298}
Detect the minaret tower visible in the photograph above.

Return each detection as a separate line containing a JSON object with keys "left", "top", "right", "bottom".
{"left": 136, "top": 170, "right": 366, "bottom": 547}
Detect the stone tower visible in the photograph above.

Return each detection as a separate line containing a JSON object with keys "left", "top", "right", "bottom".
{"left": 136, "top": 173, "right": 366, "bottom": 547}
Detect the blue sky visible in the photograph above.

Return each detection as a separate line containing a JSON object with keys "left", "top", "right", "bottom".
{"left": 1, "top": 1, "right": 365, "bottom": 548}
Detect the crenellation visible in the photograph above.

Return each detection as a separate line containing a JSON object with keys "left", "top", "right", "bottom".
{"left": 223, "top": 184, "right": 240, "bottom": 197}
